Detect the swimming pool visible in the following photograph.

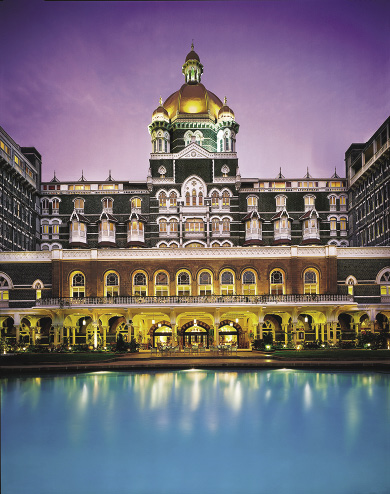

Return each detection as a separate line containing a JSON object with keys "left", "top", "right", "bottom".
{"left": 2, "top": 370, "right": 389, "bottom": 494}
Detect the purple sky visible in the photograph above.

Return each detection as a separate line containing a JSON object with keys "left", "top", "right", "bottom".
{"left": 1, "top": 0, "right": 389, "bottom": 182}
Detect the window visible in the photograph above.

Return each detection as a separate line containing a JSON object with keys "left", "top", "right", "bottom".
{"left": 159, "top": 191, "right": 167, "bottom": 207}
{"left": 133, "top": 272, "right": 147, "bottom": 296}
{"left": 330, "top": 217, "right": 337, "bottom": 235}
{"left": 52, "top": 199, "right": 60, "bottom": 213}
{"left": 346, "top": 277, "right": 356, "bottom": 296}
{"left": 340, "top": 196, "right": 347, "bottom": 210}
{"left": 222, "top": 218, "right": 230, "bottom": 233}
{"left": 270, "top": 270, "right": 284, "bottom": 295}
{"left": 304, "top": 269, "right": 319, "bottom": 294}
{"left": 41, "top": 199, "right": 49, "bottom": 214}
{"left": 159, "top": 219, "right": 167, "bottom": 233}
{"left": 131, "top": 197, "right": 141, "bottom": 210}
{"left": 185, "top": 192, "right": 190, "bottom": 206}
{"left": 340, "top": 217, "right": 347, "bottom": 233}
{"left": 169, "top": 219, "right": 178, "bottom": 234}
{"left": 177, "top": 271, "right": 191, "bottom": 296}
{"left": 198, "top": 271, "right": 212, "bottom": 295}
{"left": 185, "top": 219, "right": 204, "bottom": 232}
{"left": 211, "top": 191, "right": 219, "bottom": 207}
{"left": 247, "top": 196, "right": 258, "bottom": 210}
{"left": 276, "top": 195, "right": 286, "bottom": 210}
{"left": 329, "top": 196, "right": 337, "bottom": 211}
{"left": 52, "top": 223, "right": 59, "bottom": 235}
{"left": 74, "top": 198, "right": 84, "bottom": 212}
{"left": 71, "top": 272, "right": 85, "bottom": 298}
{"left": 105, "top": 272, "right": 119, "bottom": 297}
{"left": 220, "top": 270, "right": 234, "bottom": 295}
{"left": 378, "top": 270, "right": 390, "bottom": 297}
{"left": 169, "top": 192, "right": 177, "bottom": 207}
{"left": 0, "top": 275, "right": 10, "bottom": 301}
{"left": 155, "top": 271, "right": 169, "bottom": 296}
{"left": 41, "top": 223, "right": 49, "bottom": 235}
{"left": 102, "top": 198, "right": 113, "bottom": 212}
{"left": 242, "top": 270, "right": 256, "bottom": 295}
{"left": 304, "top": 195, "right": 315, "bottom": 210}
{"left": 222, "top": 191, "right": 230, "bottom": 208}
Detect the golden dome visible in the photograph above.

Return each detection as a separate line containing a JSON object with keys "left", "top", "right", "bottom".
{"left": 164, "top": 83, "right": 223, "bottom": 121}
{"left": 218, "top": 97, "right": 235, "bottom": 121}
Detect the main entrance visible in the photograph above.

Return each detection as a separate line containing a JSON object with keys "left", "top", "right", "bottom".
{"left": 181, "top": 320, "right": 210, "bottom": 348}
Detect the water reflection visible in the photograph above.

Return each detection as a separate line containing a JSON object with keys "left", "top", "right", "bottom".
{"left": 2, "top": 370, "right": 389, "bottom": 494}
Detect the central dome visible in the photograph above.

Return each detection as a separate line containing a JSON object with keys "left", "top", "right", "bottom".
{"left": 164, "top": 83, "right": 223, "bottom": 121}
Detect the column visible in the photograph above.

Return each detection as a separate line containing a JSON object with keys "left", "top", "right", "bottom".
{"left": 60, "top": 325, "right": 64, "bottom": 344}
{"left": 92, "top": 323, "right": 98, "bottom": 349}
{"left": 54, "top": 326, "right": 59, "bottom": 346}
{"left": 214, "top": 310, "right": 220, "bottom": 345}
{"left": 31, "top": 326, "right": 36, "bottom": 346}
{"left": 13, "top": 313, "right": 21, "bottom": 343}
{"left": 332, "top": 322, "right": 337, "bottom": 345}
{"left": 72, "top": 327, "right": 76, "bottom": 346}
{"left": 292, "top": 322, "right": 297, "bottom": 346}
{"left": 127, "top": 324, "right": 131, "bottom": 343}
{"left": 326, "top": 323, "right": 331, "bottom": 343}
{"left": 315, "top": 324, "right": 319, "bottom": 341}
{"left": 102, "top": 327, "right": 107, "bottom": 348}
{"left": 321, "top": 323, "right": 325, "bottom": 342}
{"left": 258, "top": 322, "right": 263, "bottom": 340}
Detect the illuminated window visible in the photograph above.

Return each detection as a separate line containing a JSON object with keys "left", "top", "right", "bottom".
{"left": 71, "top": 272, "right": 85, "bottom": 298}
{"left": 133, "top": 272, "right": 147, "bottom": 296}
{"left": 185, "top": 219, "right": 204, "bottom": 232}
{"left": 199, "top": 191, "right": 203, "bottom": 206}
{"left": 105, "top": 272, "right": 119, "bottom": 297}
{"left": 379, "top": 270, "right": 390, "bottom": 296}
{"left": 169, "top": 219, "right": 178, "bottom": 234}
{"left": 0, "top": 275, "right": 11, "bottom": 301}
{"left": 177, "top": 271, "right": 191, "bottom": 296}
{"left": 159, "top": 191, "right": 167, "bottom": 207}
{"left": 131, "top": 197, "right": 141, "bottom": 210}
{"left": 222, "top": 218, "right": 230, "bottom": 233}
{"left": 270, "top": 270, "right": 285, "bottom": 295}
{"left": 304, "top": 269, "right": 319, "bottom": 294}
{"left": 329, "top": 196, "right": 337, "bottom": 211}
{"left": 0, "top": 140, "right": 11, "bottom": 155}
{"left": 192, "top": 189, "right": 197, "bottom": 206}
{"left": 52, "top": 223, "right": 59, "bottom": 235}
{"left": 185, "top": 192, "right": 190, "bottom": 206}
{"left": 220, "top": 270, "right": 235, "bottom": 295}
{"left": 155, "top": 271, "right": 169, "bottom": 296}
{"left": 198, "top": 271, "right": 212, "bottom": 295}
{"left": 41, "top": 223, "right": 49, "bottom": 235}
{"left": 212, "top": 218, "right": 220, "bottom": 233}
{"left": 169, "top": 192, "right": 177, "bottom": 207}
{"left": 340, "top": 217, "right": 347, "bottom": 232}
{"left": 242, "top": 270, "right": 256, "bottom": 295}
{"left": 211, "top": 191, "right": 219, "bottom": 207}
{"left": 304, "top": 195, "right": 315, "bottom": 210}
{"left": 222, "top": 191, "right": 230, "bottom": 208}
{"left": 347, "top": 277, "right": 356, "bottom": 296}
{"left": 330, "top": 217, "right": 337, "bottom": 234}
{"left": 247, "top": 196, "right": 258, "bottom": 210}
{"left": 159, "top": 219, "right": 167, "bottom": 233}
{"left": 52, "top": 198, "right": 60, "bottom": 213}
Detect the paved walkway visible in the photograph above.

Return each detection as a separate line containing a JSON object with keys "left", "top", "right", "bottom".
{"left": 1, "top": 351, "right": 390, "bottom": 374}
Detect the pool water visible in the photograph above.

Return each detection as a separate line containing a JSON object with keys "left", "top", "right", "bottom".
{"left": 1, "top": 370, "right": 389, "bottom": 494}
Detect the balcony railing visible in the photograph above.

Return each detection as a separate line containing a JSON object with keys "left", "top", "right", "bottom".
{"left": 36, "top": 293, "right": 355, "bottom": 308}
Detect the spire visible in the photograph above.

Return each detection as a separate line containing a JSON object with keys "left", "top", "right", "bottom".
{"left": 159, "top": 96, "right": 163, "bottom": 106}
{"left": 277, "top": 167, "right": 285, "bottom": 179}
{"left": 331, "top": 167, "right": 340, "bottom": 178}
{"left": 191, "top": 40, "right": 194, "bottom": 51}
{"left": 224, "top": 96, "right": 227, "bottom": 105}
{"left": 79, "top": 170, "right": 86, "bottom": 182}
{"left": 304, "top": 167, "right": 312, "bottom": 179}
{"left": 50, "top": 170, "right": 59, "bottom": 183}
{"left": 106, "top": 170, "right": 114, "bottom": 181}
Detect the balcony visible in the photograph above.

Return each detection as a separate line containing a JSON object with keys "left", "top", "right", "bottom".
{"left": 98, "top": 230, "right": 116, "bottom": 244}
{"left": 245, "top": 228, "right": 262, "bottom": 241}
{"left": 36, "top": 293, "right": 355, "bottom": 308}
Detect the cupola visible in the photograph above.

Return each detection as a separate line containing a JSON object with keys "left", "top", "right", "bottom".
{"left": 218, "top": 97, "right": 235, "bottom": 122}
{"left": 182, "top": 43, "right": 204, "bottom": 84}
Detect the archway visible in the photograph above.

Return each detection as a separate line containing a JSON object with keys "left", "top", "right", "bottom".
{"left": 219, "top": 320, "right": 243, "bottom": 347}
{"left": 180, "top": 320, "right": 210, "bottom": 348}
{"left": 149, "top": 321, "right": 172, "bottom": 348}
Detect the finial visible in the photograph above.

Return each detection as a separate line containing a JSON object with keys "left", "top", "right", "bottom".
{"left": 224, "top": 96, "right": 227, "bottom": 105}
{"left": 159, "top": 96, "right": 163, "bottom": 106}
{"left": 191, "top": 40, "right": 194, "bottom": 50}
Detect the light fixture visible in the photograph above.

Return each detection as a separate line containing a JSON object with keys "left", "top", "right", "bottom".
{"left": 152, "top": 319, "right": 155, "bottom": 325}
{"left": 194, "top": 319, "right": 197, "bottom": 324}
{"left": 83, "top": 319, "right": 86, "bottom": 325}
{"left": 230, "top": 322, "right": 233, "bottom": 326}
{"left": 235, "top": 318, "right": 238, "bottom": 323}
{"left": 304, "top": 316, "right": 308, "bottom": 323}
{"left": 158, "top": 323, "right": 161, "bottom": 328}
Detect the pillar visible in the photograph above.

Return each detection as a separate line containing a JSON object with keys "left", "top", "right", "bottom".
{"left": 214, "top": 310, "right": 220, "bottom": 346}
{"left": 54, "top": 326, "right": 59, "bottom": 345}
{"left": 326, "top": 323, "right": 331, "bottom": 342}
{"left": 13, "top": 313, "right": 21, "bottom": 343}
{"left": 315, "top": 324, "right": 319, "bottom": 341}
{"left": 258, "top": 322, "right": 263, "bottom": 340}
{"left": 127, "top": 324, "right": 131, "bottom": 343}
{"left": 102, "top": 327, "right": 107, "bottom": 347}
{"left": 31, "top": 326, "right": 36, "bottom": 346}
{"left": 332, "top": 322, "right": 337, "bottom": 345}
{"left": 72, "top": 327, "right": 76, "bottom": 346}
{"left": 282, "top": 324, "right": 289, "bottom": 345}
{"left": 292, "top": 322, "right": 297, "bottom": 346}
{"left": 60, "top": 325, "right": 64, "bottom": 344}
{"left": 321, "top": 323, "right": 325, "bottom": 342}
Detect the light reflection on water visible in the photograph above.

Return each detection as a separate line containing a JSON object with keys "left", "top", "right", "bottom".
{"left": 1, "top": 370, "right": 389, "bottom": 494}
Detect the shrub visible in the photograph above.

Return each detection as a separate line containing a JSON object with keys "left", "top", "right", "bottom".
{"left": 128, "top": 337, "right": 140, "bottom": 353}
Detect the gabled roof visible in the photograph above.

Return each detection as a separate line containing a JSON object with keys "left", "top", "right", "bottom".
{"left": 69, "top": 210, "right": 90, "bottom": 224}
{"left": 128, "top": 212, "right": 147, "bottom": 223}
{"left": 241, "top": 210, "right": 265, "bottom": 222}
{"left": 271, "top": 208, "right": 293, "bottom": 221}
{"left": 299, "top": 208, "right": 321, "bottom": 221}
{"left": 98, "top": 211, "right": 118, "bottom": 223}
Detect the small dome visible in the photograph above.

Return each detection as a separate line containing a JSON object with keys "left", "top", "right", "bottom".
{"left": 185, "top": 43, "right": 200, "bottom": 62}
{"left": 152, "top": 98, "right": 169, "bottom": 123}
{"left": 164, "top": 83, "right": 223, "bottom": 121}
{"left": 218, "top": 97, "right": 235, "bottom": 121}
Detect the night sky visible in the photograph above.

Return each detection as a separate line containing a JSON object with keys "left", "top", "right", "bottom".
{"left": 1, "top": 0, "right": 389, "bottom": 182}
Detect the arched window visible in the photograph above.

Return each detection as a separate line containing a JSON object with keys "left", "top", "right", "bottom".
{"left": 329, "top": 195, "right": 337, "bottom": 211}
{"left": 131, "top": 197, "right": 141, "bottom": 210}
{"left": 220, "top": 270, "right": 235, "bottom": 295}
{"left": 198, "top": 271, "right": 212, "bottom": 295}
{"left": 330, "top": 217, "right": 337, "bottom": 234}
{"left": 222, "top": 191, "right": 230, "bottom": 208}
{"left": 340, "top": 217, "right": 347, "bottom": 233}
{"left": 52, "top": 221, "right": 60, "bottom": 236}
{"left": 304, "top": 195, "right": 315, "bottom": 211}
{"left": 177, "top": 271, "right": 191, "bottom": 296}
{"left": 198, "top": 191, "right": 203, "bottom": 206}
{"left": 52, "top": 198, "right": 60, "bottom": 214}
{"left": 222, "top": 218, "right": 230, "bottom": 233}
{"left": 74, "top": 198, "right": 84, "bottom": 212}
{"left": 0, "top": 274, "right": 11, "bottom": 302}
{"left": 185, "top": 192, "right": 190, "bottom": 206}
{"left": 169, "top": 192, "right": 177, "bottom": 207}
{"left": 185, "top": 219, "right": 204, "bottom": 232}
{"left": 192, "top": 189, "right": 197, "bottom": 206}
{"left": 159, "top": 191, "right": 167, "bottom": 208}
{"left": 169, "top": 218, "right": 178, "bottom": 234}
{"left": 304, "top": 269, "right": 319, "bottom": 294}
{"left": 346, "top": 276, "right": 356, "bottom": 296}
{"left": 41, "top": 198, "right": 50, "bottom": 214}
{"left": 105, "top": 272, "right": 119, "bottom": 297}
{"left": 102, "top": 198, "right": 113, "bottom": 212}
{"left": 270, "top": 270, "right": 284, "bottom": 295}
{"left": 159, "top": 219, "right": 167, "bottom": 233}
{"left": 71, "top": 272, "right": 85, "bottom": 298}
{"left": 378, "top": 269, "right": 390, "bottom": 297}
{"left": 212, "top": 218, "right": 220, "bottom": 234}
{"left": 155, "top": 271, "right": 169, "bottom": 296}
{"left": 242, "top": 270, "right": 256, "bottom": 295}
{"left": 275, "top": 195, "right": 286, "bottom": 210}
{"left": 247, "top": 196, "right": 258, "bottom": 210}
{"left": 133, "top": 272, "right": 147, "bottom": 296}
{"left": 211, "top": 191, "right": 219, "bottom": 207}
